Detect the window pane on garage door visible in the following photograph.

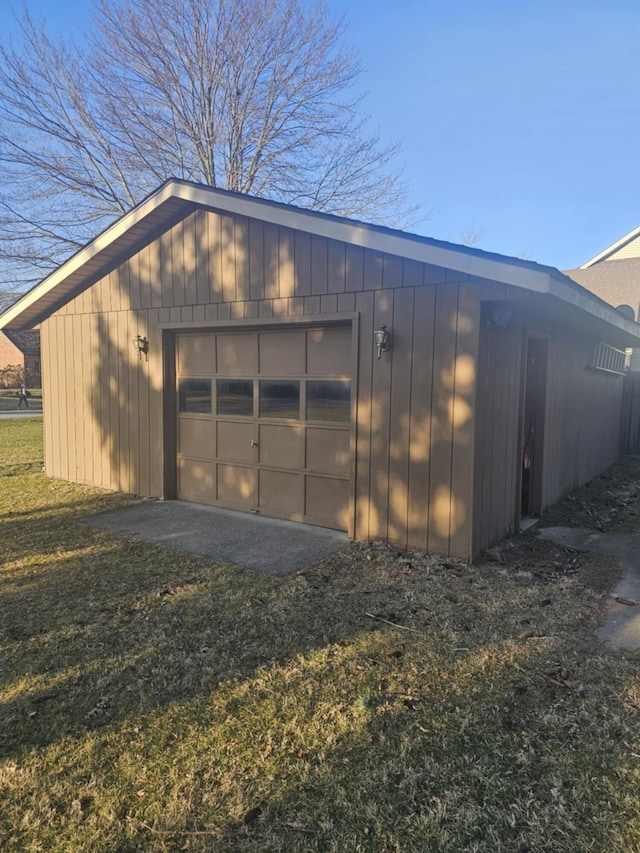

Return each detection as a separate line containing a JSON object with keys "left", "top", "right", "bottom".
{"left": 306, "top": 380, "right": 350, "bottom": 422}
{"left": 259, "top": 380, "right": 300, "bottom": 419}
{"left": 179, "top": 379, "right": 212, "bottom": 413}
{"left": 217, "top": 379, "right": 254, "bottom": 416}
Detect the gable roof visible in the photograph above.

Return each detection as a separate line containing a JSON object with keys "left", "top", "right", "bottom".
{"left": 565, "top": 258, "right": 640, "bottom": 321}
{"left": 1, "top": 178, "right": 639, "bottom": 346}
{"left": 580, "top": 225, "right": 640, "bottom": 268}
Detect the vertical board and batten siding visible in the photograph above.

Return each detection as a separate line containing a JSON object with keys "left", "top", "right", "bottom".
{"left": 472, "top": 321, "right": 524, "bottom": 554}
{"left": 540, "top": 333, "right": 623, "bottom": 510}
{"left": 40, "top": 206, "right": 481, "bottom": 558}
{"left": 472, "top": 312, "right": 627, "bottom": 555}
{"left": 621, "top": 373, "right": 640, "bottom": 454}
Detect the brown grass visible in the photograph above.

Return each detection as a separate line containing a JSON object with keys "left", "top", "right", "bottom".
{"left": 1, "top": 419, "right": 639, "bottom": 851}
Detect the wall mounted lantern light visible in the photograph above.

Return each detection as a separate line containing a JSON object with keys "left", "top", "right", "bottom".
{"left": 133, "top": 334, "right": 149, "bottom": 361}
{"left": 486, "top": 304, "right": 513, "bottom": 329}
{"left": 374, "top": 325, "right": 391, "bottom": 359}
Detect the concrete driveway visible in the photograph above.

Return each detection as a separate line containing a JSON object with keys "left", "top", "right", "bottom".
{"left": 83, "top": 500, "right": 349, "bottom": 577}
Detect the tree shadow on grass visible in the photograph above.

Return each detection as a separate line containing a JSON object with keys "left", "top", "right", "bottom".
{"left": 2, "top": 497, "right": 639, "bottom": 852}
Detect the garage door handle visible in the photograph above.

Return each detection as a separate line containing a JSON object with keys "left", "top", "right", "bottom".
{"left": 251, "top": 439, "right": 259, "bottom": 447}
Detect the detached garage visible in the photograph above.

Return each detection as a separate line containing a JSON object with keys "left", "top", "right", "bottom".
{"left": 2, "top": 179, "right": 639, "bottom": 560}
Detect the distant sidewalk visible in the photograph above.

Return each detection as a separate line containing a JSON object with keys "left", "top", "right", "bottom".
{"left": 0, "top": 409, "right": 43, "bottom": 418}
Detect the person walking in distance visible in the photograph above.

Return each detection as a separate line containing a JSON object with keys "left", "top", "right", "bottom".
{"left": 17, "top": 384, "right": 29, "bottom": 409}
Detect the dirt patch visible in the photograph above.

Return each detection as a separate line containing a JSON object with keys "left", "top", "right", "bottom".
{"left": 474, "top": 455, "right": 640, "bottom": 599}
{"left": 539, "top": 455, "right": 640, "bottom": 534}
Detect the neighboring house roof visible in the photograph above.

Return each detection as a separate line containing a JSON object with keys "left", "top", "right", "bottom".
{"left": 581, "top": 225, "right": 640, "bottom": 268}
{"left": 1, "top": 178, "right": 639, "bottom": 346}
{"left": 3, "top": 329, "right": 40, "bottom": 355}
{"left": 565, "top": 258, "right": 640, "bottom": 321}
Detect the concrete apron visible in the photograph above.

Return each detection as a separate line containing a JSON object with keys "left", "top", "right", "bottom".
{"left": 82, "top": 500, "right": 349, "bottom": 577}
{"left": 539, "top": 526, "right": 640, "bottom": 650}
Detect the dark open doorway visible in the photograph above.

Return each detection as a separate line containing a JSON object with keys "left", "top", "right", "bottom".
{"left": 521, "top": 335, "right": 548, "bottom": 518}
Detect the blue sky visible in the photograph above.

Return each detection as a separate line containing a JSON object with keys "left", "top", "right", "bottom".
{"left": 2, "top": 0, "right": 639, "bottom": 269}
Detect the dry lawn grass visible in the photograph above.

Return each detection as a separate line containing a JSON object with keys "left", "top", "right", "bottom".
{"left": 1, "top": 419, "right": 640, "bottom": 851}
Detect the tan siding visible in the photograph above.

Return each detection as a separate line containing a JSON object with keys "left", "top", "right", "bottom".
{"left": 383, "top": 253, "right": 403, "bottom": 290}
{"left": 170, "top": 222, "right": 185, "bottom": 306}
{"left": 354, "top": 289, "right": 374, "bottom": 540}
{"left": 321, "top": 294, "right": 338, "bottom": 313}
{"left": 311, "top": 235, "right": 328, "bottom": 295}
{"left": 328, "top": 240, "right": 346, "bottom": 293}
{"left": 263, "top": 222, "right": 279, "bottom": 300}
{"left": 338, "top": 292, "right": 356, "bottom": 313}
{"left": 194, "top": 209, "right": 209, "bottom": 306}
{"left": 50, "top": 316, "right": 63, "bottom": 479}
{"left": 108, "top": 311, "right": 123, "bottom": 491}
{"left": 364, "top": 249, "right": 384, "bottom": 290}
{"left": 49, "top": 209, "right": 622, "bottom": 561}
{"left": 427, "top": 285, "right": 459, "bottom": 555}
{"left": 235, "top": 216, "right": 249, "bottom": 303}
{"left": 150, "top": 228, "right": 163, "bottom": 308}
{"left": 249, "top": 218, "right": 265, "bottom": 302}
{"left": 40, "top": 323, "right": 53, "bottom": 476}
{"left": 41, "top": 211, "right": 485, "bottom": 556}
{"left": 368, "top": 288, "right": 394, "bottom": 538}
{"left": 541, "top": 333, "right": 623, "bottom": 509}
{"left": 449, "top": 285, "right": 480, "bottom": 558}
{"left": 71, "top": 313, "right": 83, "bottom": 482}
{"left": 58, "top": 315, "right": 70, "bottom": 480}
{"left": 472, "top": 323, "right": 523, "bottom": 553}
{"left": 126, "top": 312, "right": 139, "bottom": 494}
{"left": 137, "top": 311, "right": 151, "bottom": 495}
{"left": 117, "top": 310, "right": 131, "bottom": 493}
{"left": 182, "top": 214, "right": 197, "bottom": 306}
{"left": 407, "top": 282, "right": 435, "bottom": 550}
{"left": 607, "top": 235, "right": 640, "bottom": 261}
{"left": 387, "top": 286, "right": 414, "bottom": 543}
{"left": 345, "top": 244, "right": 364, "bottom": 292}
{"left": 294, "top": 230, "right": 311, "bottom": 296}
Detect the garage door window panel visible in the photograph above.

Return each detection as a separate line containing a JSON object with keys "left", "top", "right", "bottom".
{"left": 217, "top": 379, "right": 254, "bottom": 416}
{"left": 306, "top": 380, "right": 351, "bottom": 423}
{"left": 179, "top": 379, "right": 212, "bottom": 414}
{"left": 259, "top": 380, "right": 300, "bottom": 419}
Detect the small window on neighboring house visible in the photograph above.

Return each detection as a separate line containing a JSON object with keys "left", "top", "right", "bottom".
{"left": 590, "top": 343, "right": 626, "bottom": 375}
{"left": 616, "top": 304, "right": 635, "bottom": 321}
{"left": 34, "top": 361, "right": 40, "bottom": 375}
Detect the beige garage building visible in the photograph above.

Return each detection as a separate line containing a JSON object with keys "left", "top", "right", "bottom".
{"left": 2, "top": 180, "right": 639, "bottom": 560}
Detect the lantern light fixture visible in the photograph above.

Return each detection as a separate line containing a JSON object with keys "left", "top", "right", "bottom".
{"left": 374, "top": 325, "right": 391, "bottom": 359}
{"left": 133, "top": 334, "right": 149, "bottom": 361}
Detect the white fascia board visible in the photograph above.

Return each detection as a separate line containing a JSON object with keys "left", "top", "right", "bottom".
{"left": 0, "top": 183, "right": 180, "bottom": 331}
{"left": 1, "top": 179, "right": 600, "bottom": 331}
{"left": 580, "top": 224, "right": 640, "bottom": 268}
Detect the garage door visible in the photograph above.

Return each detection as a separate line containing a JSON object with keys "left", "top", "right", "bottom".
{"left": 175, "top": 326, "right": 352, "bottom": 530}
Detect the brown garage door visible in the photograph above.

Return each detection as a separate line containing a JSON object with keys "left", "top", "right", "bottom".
{"left": 175, "top": 326, "right": 352, "bottom": 530}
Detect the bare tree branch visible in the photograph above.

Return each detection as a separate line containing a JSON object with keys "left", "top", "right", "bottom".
{"left": 0, "top": 0, "right": 419, "bottom": 293}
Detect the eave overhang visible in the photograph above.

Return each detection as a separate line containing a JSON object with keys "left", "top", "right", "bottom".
{"left": 1, "top": 179, "right": 640, "bottom": 347}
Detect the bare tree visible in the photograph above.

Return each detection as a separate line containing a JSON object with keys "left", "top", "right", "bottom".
{"left": 0, "top": 0, "right": 415, "bottom": 291}
{"left": 458, "top": 225, "right": 486, "bottom": 248}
